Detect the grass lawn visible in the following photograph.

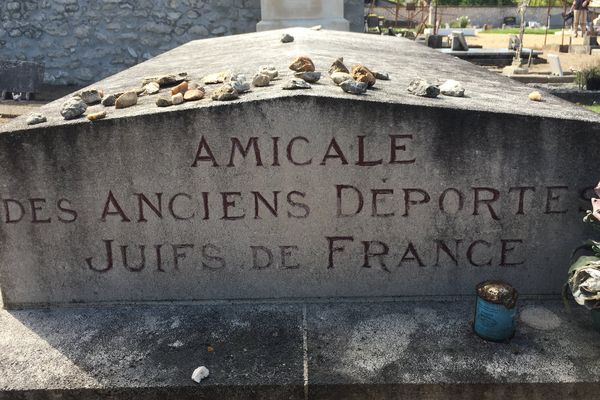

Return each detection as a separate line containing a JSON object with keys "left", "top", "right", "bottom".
{"left": 480, "top": 28, "right": 561, "bottom": 35}
{"left": 585, "top": 104, "right": 600, "bottom": 113}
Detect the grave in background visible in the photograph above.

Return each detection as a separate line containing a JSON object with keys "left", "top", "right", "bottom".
{"left": 257, "top": 0, "right": 349, "bottom": 31}
{"left": 1, "top": 28, "right": 600, "bottom": 309}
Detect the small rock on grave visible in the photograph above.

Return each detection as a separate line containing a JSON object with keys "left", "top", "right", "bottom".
{"left": 528, "top": 91, "right": 542, "bottom": 101}
{"left": 203, "top": 71, "right": 231, "bottom": 84}
{"left": 78, "top": 88, "right": 103, "bottom": 104}
{"left": 156, "top": 96, "right": 173, "bottom": 107}
{"left": 258, "top": 65, "right": 278, "bottom": 80}
{"left": 351, "top": 64, "right": 376, "bottom": 87}
{"left": 144, "top": 81, "right": 160, "bottom": 95}
{"left": 115, "top": 91, "right": 138, "bottom": 109}
{"left": 142, "top": 72, "right": 188, "bottom": 87}
{"left": 211, "top": 83, "right": 239, "bottom": 101}
{"left": 407, "top": 78, "right": 440, "bottom": 98}
{"left": 289, "top": 56, "right": 315, "bottom": 72}
{"left": 26, "top": 113, "right": 47, "bottom": 125}
{"left": 439, "top": 79, "right": 465, "bottom": 97}
{"left": 252, "top": 73, "right": 271, "bottom": 87}
{"left": 329, "top": 57, "right": 349, "bottom": 75}
{"left": 340, "top": 79, "right": 368, "bottom": 95}
{"left": 374, "top": 71, "right": 390, "bottom": 81}
{"left": 101, "top": 94, "right": 116, "bottom": 107}
{"left": 281, "top": 33, "right": 294, "bottom": 43}
{"left": 184, "top": 88, "right": 205, "bottom": 101}
{"left": 87, "top": 110, "right": 107, "bottom": 121}
{"left": 191, "top": 366, "right": 209, "bottom": 383}
{"left": 282, "top": 78, "right": 311, "bottom": 90}
{"left": 331, "top": 72, "right": 352, "bottom": 85}
{"left": 294, "top": 71, "right": 321, "bottom": 83}
{"left": 172, "top": 93, "right": 184, "bottom": 105}
{"left": 60, "top": 97, "right": 87, "bottom": 120}
{"left": 171, "top": 81, "right": 188, "bottom": 96}
{"left": 230, "top": 75, "right": 250, "bottom": 94}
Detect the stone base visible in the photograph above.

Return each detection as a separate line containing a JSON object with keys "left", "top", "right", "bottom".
{"left": 1, "top": 299, "right": 599, "bottom": 399}
{"left": 256, "top": 19, "right": 349, "bottom": 32}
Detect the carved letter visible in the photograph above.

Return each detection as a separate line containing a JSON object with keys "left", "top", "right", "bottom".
{"left": 544, "top": 186, "right": 568, "bottom": 214}
{"left": 467, "top": 240, "right": 492, "bottom": 267}
{"left": 356, "top": 135, "right": 383, "bottom": 166}
{"left": 57, "top": 198, "right": 78, "bottom": 223}
{"left": 221, "top": 192, "right": 245, "bottom": 220}
{"left": 361, "top": 241, "right": 390, "bottom": 272}
{"left": 191, "top": 136, "right": 219, "bottom": 167}
{"left": 136, "top": 193, "right": 163, "bottom": 222}
{"left": 500, "top": 239, "right": 524, "bottom": 266}
{"left": 403, "top": 188, "right": 430, "bottom": 217}
{"left": 371, "top": 189, "right": 395, "bottom": 217}
{"left": 202, "top": 244, "right": 225, "bottom": 270}
{"left": 280, "top": 245, "right": 300, "bottom": 269}
{"left": 389, "top": 135, "right": 415, "bottom": 164}
{"left": 3, "top": 199, "right": 25, "bottom": 224}
{"left": 287, "top": 191, "right": 310, "bottom": 219}
{"left": 326, "top": 236, "right": 354, "bottom": 269}
{"left": 173, "top": 244, "right": 194, "bottom": 270}
{"left": 398, "top": 242, "right": 424, "bottom": 267}
{"left": 228, "top": 137, "right": 263, "bottom": 167}
{"left": 168, "top": 193, "right": 195, "bottom": 220}
{"left": 30, "top": 198, "right": 51, "bottom": 223}
{"left": 286, "top": 136, "right": 312, "bottom": 166}
{"left": 509, "top": 186, "right": 535, "bottom": 215}
{"left": 85, "top": 240, "right": 114, "bottom": 272}
{"left": 100, "top": 191, "right": 130, "bottom": 222}
{"left": 253, "top": 191, "right": 279, "bottom": 219}
{"left": 472, "top": 187, "right": 500, "bottom": 220}
{"left": 320, "top": 138, "right": 348, "bottom": 165}
{"left": 336, "top": 185, "right": 364, "bottom": 217}
{"left": 251, "top": 246, "right": 273, "bottom": 269}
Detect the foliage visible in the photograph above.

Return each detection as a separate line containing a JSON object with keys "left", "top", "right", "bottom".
{"left": 448, "top": 15, "right": 471, "bottom": 28}
{"left": 435, "top": 0, "right": 564, "bottom": 5}
{"left": 565, "top": 193, "right": 600, "bottom": 310}
{"left": 575, "top": 65, "right": 600, "bottom": 90}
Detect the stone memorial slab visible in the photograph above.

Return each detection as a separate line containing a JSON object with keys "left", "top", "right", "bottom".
{"left": 0, "top": 60, "right": 44, "bottom": 99}
{"left": 547, "top": 54, "right": 563, "bottom": 76}
{"left": 1, "top": 28, "right": 600, "bottom": 308}
{"left": 257, "top": 0, "right": 349, "bottom": 31}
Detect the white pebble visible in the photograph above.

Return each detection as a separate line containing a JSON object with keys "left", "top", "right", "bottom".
{"left": 191, "top": 366, "right": 209, "bottom": 383}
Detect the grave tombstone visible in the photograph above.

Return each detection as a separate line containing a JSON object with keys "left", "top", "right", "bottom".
{"left": 0, "top": 60, "right": 44, "bottom": 100}
{"left": 547, "top": 54, "right": 563, "bottom": 76}
{"left": 0, "top": 28, "right": 600, "bottom": 309}
{"left": 450, "top": 31, "right": 469, "bottom": 50}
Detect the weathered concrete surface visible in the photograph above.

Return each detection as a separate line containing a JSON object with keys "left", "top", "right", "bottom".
{"left": 1, "top": 28, "right": 600, "bottom": 307}
{"left": 0, "top": 299, "right": 598, "bottom": 399}
{"left": 0, "top": 302, "right": 304, "bottom": 400}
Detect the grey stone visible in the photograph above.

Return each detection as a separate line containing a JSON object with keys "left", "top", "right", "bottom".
{"left": 339, "top": 79, "right": 367, "bottom": 95}
{"left": 171, "top": 92, "right": 184, "bottom": 105}
{"left": 78, "top": 88, "right": 103, "bottom": 104}
{"left": 183, "top": 88, "right": 205, "bottom": 101}
{"left": 101, "top": 94, "right": 116, "bottom": 106}
{"left": 294, "top": 71, "right": 321, "bottom": 83}
{"left": 330, "top": 71, "right": 352, "bottom": 85}
{"left": 407, "top": 78, "right": 440, "bottom": 98}
{"left": 520, "top": 306, "right": 562, "bottom": 330}
{"left": 142, "top": 73, "right": 188, "bottom": 87}
{"left": 258, "top": 65, "right": 278, "bottom": 80}
{"left": 439, "top": 79, "right": 465, "bottom": 97}
{"left": 281, "top": 33, "right": 294, "bottom": 43}
{"left": 329, "top": 57, "right": 349, "bottom": 75}
{"left": 144, "top": 81, "right": 160, "bottom": 95}
{"left": 252, "top": 73, "right": 271, "bottom": 87}
{"left": 87, "top": 110, "right": 107, "bottom": 121}
{"left": 0, "top": 28, "right": 599, "bottom": 307}
{"left": 211, "top": 83, "right": 239, "bottom": 100}
{"left": 282, "top": 78, "right": 311, "bottom": 90}
{"left": 115, "top": 91, "right": 138, "bottom": 109}
{"left": 230, "top": 74, "right": 250, "bottom": 93}
{"left": 203, "top": 71, "right": 231, "bottom": 84}
{"left": 374, "top": 71, "right": 390, "bottom": 80}
{"left": 25, "top": 113, "right": 46, "bottom": 125}
{"left": 156, "top": 95, "right": 173, "bottom": 107}
{"left": 59, "top": 97, "right": 87, "bottom": 120}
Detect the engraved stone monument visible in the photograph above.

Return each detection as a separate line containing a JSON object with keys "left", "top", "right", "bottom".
{"left": 1, "top": 28, "right": 599, "bottom": 309}
{"left": 256, "top": 0, "right": 350, "bottom": 31}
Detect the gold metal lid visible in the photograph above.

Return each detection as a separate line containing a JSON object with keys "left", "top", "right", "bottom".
{"left": 476, "top": 280, "right": 518, "bottom": 309}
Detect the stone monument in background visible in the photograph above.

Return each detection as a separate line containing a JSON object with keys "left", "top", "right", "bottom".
{"left": 257, "top": 0, "right": 350, "bottom": 31}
